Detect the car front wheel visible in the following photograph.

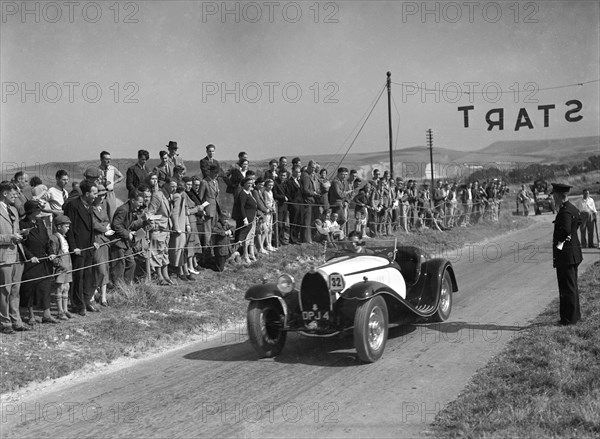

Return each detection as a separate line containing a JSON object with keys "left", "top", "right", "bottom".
{"left": 353, "top": 295, "right": 388, "bottom": 363}
{"left": 247, "top": 300, "right": 287, "bottom": 358}
{"left": 431, "top": 270, "right": 453, "bottom": 322}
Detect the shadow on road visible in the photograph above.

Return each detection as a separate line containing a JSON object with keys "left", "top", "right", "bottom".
{"left": 417, "top": 320, "right": 532, "bottom": 333}
{"left": 182, "top": 324, "right": 419, "bottom": 367}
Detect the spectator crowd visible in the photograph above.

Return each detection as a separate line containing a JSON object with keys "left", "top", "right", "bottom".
{"left": 1, "top": 141, "right": 597, "bottom": 334}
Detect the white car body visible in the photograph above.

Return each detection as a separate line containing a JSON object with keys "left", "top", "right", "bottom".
{"left": 317, "top": 255, "right": 407, "bottom": 300}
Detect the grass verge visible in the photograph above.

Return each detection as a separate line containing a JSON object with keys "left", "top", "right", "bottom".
{"left": 431, "top": 260, "right": 600, "bottom": 439}
{"left": 0, "top": 210, "right": 532, "bottom": 395}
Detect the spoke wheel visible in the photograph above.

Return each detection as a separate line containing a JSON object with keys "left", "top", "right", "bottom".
{"left": 354, "top": 295, "right": 388, "bottom": 363}
{"left": 431, "top": 270, "right": 453, "bottom": 322}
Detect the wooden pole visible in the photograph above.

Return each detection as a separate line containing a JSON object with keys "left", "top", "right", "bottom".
{"left": 387, "top": 72, "right": 394, "bottom": 179}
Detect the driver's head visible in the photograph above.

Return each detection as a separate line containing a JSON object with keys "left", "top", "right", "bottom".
{"left": 348, "top": 231, "right": 362, "bottom": 251}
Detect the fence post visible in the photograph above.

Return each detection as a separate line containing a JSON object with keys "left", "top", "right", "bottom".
{"left": 146, "top": 247, "right": 151, "bottom": 283}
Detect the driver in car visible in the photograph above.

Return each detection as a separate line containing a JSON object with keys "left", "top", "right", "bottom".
{"left": 348, "top": 231, "right": 374, "bottom": 254}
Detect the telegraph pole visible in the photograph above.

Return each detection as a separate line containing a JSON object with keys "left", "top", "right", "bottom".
{"left": 387, "top": 71, "right": 394, "bottom": 179}
{"left": 426, "top": 129, "right": 434, "bottom": 189}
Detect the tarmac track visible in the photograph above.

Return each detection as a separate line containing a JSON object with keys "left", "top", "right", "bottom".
{"left": 2, "top": 214, "right": 598, "bottom": 438}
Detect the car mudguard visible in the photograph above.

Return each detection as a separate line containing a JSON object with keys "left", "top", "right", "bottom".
{"left": 342, "top": 280, "right": 404, "bottom": 302}
{"left": 244, "top": 285, "right": 300, "bottom": 327}
{"left": 406, "top": 258, "right": 458, "bottom": 311}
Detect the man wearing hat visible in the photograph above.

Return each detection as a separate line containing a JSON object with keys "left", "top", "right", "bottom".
{"left": 19, "top": 200, "right": 57, "bottom": 324}
{"left": 551, "top": 183, "right": 583, "bottom": 325}
{"left": 165, "top": 141, "right": 186, "bottom": 177}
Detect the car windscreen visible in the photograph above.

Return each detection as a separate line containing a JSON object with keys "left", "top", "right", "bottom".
{"left": 324, "top": 239, "right": 397, "bottom": 262}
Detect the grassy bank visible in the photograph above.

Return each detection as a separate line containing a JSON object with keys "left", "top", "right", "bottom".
{"left": 431, "top": 260, "right": 600, "bottom": 439}
{"left": 0, "top": 211, "right": 532, "bottom": 395}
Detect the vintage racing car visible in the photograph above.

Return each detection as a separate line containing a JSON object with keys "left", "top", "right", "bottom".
{"left": 531, "top": 179, "right": 556, "bottom": 215}
{"left": 245, "top": 239, "right": 458, "bottom": 363}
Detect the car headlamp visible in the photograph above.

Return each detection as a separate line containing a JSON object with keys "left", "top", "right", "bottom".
{"left": 277, "top": 274, "right": 295, "bottom": 294}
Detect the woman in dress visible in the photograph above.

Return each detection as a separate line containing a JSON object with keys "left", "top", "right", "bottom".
{"left": 232, "top": 177, "right": 257, "bottom": 264}
{"left": 168, "top": 181, "right": 192, "bottom": 281}
{"left": 147, "top": 174, "right": 174, "bottom": 285}
{"left": 253, "top": 178, "right": 269, "bottom": 255}
{"left": 183, "top": 176, "right": 202, "bottom": 274}
{"left": 261, "top": 179, "right": 276, "bottom": 252}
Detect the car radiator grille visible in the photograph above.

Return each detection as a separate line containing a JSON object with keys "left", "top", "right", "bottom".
{"left": 300, "top": 271, "right": 332, "bottom": 312}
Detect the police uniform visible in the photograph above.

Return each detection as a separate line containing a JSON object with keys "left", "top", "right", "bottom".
{"left": 551, "top": 183, "right": 583, "bottom": 325}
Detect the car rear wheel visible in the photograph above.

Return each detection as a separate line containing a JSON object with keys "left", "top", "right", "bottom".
{"left": 247, "top": 300, "right": 287, "bottom": 358}
{"left": 353, "top": 295, "right": 388, "bottom": 363}
{"left": 431, "top": 270, "right": 453, "bottom": 322}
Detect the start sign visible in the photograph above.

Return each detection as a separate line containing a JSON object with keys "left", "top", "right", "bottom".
{"left": 458, "top": 100, "right": 583, "bottom": 131}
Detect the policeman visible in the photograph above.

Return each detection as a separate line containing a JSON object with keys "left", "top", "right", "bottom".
{"left": 551, "top": 183, "right": 583, "bottom": 325}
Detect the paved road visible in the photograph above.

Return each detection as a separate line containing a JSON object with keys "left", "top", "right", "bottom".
{"left": 2, "top": 215, "right": 598, "bottom": 438}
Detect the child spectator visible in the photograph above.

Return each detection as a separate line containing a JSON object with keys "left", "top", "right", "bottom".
{"left": 313, "top": 219, "right": 333, "bottom": 244}
{"left": 330, "top": 212, "right": 345, "bottom": 240}
{"left": 212, "top": 211, "right": 236, "bottom": 272}
{"left": 49, "top": 215, "right": 74, "bottom": 320}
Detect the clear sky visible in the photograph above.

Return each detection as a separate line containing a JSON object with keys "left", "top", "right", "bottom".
{"left": 1, "top": 0, "right": 599, "bottom": 167}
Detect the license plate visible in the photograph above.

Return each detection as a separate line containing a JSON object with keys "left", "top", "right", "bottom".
{"left": 302, "top": 310, "right": 330, "bottom": 321}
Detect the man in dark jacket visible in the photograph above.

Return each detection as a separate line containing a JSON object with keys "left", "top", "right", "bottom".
{"left": 64, "top": 180, "right": 98, "bottom": 315}
{"left": 111, "top": 191, "right": 147, "bottom": 285}
{"left": 551, "top": 183, "right": 583, "bottom": 325}
{"left": 273, "top": 169, "right": 289, "bottom": 245}
{"left": 126, "top": 150, "right": 150, "bottom": 198}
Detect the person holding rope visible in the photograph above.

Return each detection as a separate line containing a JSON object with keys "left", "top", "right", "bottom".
{"left": 147, "top": 174, "right": 174, "bottom": 286}
{"left": 19, "top": 200, "right": 58, "bottom": 324}
{"left": 92, "top": 185, "right": 113, "bottom": 306}
{"left": 233, "top": 177, "right": 258, "bottom": 264}
{"left": 1, "top": 182, "right": 30, "bottom": 334}
{"left": 63, "top": 180, "right": 100, "bottom": 316}
{"left": 111, "top": 190, "right": 148, "bottom": 285}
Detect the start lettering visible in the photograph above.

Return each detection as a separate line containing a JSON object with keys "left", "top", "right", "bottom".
{"left": 457, "top": 100, "right": 583, "bottom": 131}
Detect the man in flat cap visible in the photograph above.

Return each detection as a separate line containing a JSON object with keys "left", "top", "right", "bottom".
{"left": 551, "top": 183, "right": 583, "bottom": 325}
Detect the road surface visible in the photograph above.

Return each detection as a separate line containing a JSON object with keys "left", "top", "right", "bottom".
{"left": 2, "top": 215, "right": 598, "bottom": 438}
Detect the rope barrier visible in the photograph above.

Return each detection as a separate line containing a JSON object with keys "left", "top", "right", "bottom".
{"left": 0, "top": 249, "right": 145, "bottom": 289}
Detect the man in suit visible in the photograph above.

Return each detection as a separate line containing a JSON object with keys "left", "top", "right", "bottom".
{"left": 0, "top": 182, "right": 30, "bottom": 334}
{"left": 199, "top": 144, "right": 221, "bottom": 180}
{"left": 126, "top": 149, "right": 150, "bottom": 198}
{"left": 552, "top": 183, "right": 583, "bottom": 326}
{"left": 165, "top": 141, "right": 185, "bottom": 177}
{"left": 97, "top": 151, "right": 124, "bottom": 221}
{"left": 63, "top": 180, "right": 99, "bottom": 316}
{"left": 198, "top": 165, "right": 222, "bottom": 261}
{"left": 12, "top": 172, "right": 30, "bottom": 219}
{"left": 300, "top": 160, "right": 319, "bottom": 243}
{"left": 111, "top": 190, "right": 147, "bottom": 285}
{"left": 329, "top": 167, "right": 352, "bottom": 230}
{"left": 286, "top": 165, "right": 304, "bottom": 244}
{"left": 273, "top": 169, "right": 289, "bottom": 245}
